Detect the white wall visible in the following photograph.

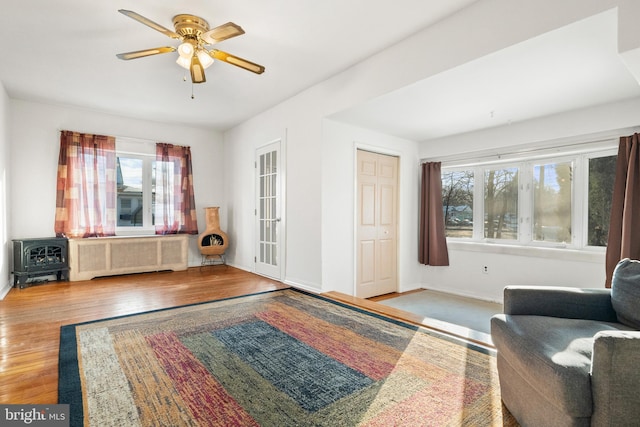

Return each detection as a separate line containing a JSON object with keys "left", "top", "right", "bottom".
{"left": 0, "top": 82, "right": 10, "bottom": 298}
{"left": 9, "top": 100, "right": 223, "bottom": 267}
{"left": 224, "top": 0, "right": 637, "bottom": 295}
{"left": 223, "top": 96, "right": 324, "bottom": 290}
{"left": 6, "top": 0, "right": 638, "bottom": 298}
{"left": 321, "top": 120, "right": 422, "bottom": 295}
{"left": 419, "top": 97, "right": 640, "bottom": 302}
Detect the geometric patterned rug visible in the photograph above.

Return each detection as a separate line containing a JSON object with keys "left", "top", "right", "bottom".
{"left": 59, "top": 288, "right": 517, "bottom": 426}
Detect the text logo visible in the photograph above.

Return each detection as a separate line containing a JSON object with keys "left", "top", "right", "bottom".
{"left": 0, "top": 405, "right": 69, "bottom": 426}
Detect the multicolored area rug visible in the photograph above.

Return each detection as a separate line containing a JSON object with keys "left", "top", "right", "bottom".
{"left": 59, "top": 289, "right": 517, "bottom": 426}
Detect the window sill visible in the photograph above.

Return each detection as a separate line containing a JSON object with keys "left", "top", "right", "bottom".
{"left": 115, "top": 228, "right": 156, "bottom": 237}
{"left": 446, "top": 240, "right": 605, "bottom": 263}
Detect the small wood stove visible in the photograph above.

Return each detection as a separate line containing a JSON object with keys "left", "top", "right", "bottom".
{"left": 12, "top": 237, "right": 69, "bottom": 288}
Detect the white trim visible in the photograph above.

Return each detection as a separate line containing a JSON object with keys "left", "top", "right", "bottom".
{"left": 116, "top": 137, "right": 156, "bottom": 155}
{"left": 441, "top": 142, "right": 619, "bottom": 252}
{"left": 0, "top": 281, "right": 12, "bottom": 300}
{"left": 447, "top": 240, "right": 605, "bottom": 263}
{"left": 115, "top": 153, "right": 155, "bottom": 235}
{"left": 254, "top": 134, "right": 286, "bottom": 281}
{"left": 283, "top": 278, "right": 321, "bottom": 294}
{"left": 422, "top": 127, "right": 634, "bottom": 167}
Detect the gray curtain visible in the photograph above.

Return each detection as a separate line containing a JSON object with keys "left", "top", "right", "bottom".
{"left": 605, "top": 134, "right": 640, "bottom": 287}
{"left": 419, "top": 162, "right": 449, "bottom": 266}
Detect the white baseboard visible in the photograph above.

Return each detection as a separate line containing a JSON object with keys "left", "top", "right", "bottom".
{"left": 283, "top": 279, "right": 321, "bottom": 294}
{"left": 224, "top": 262, "right": 253, "bottom": 273}
{"left": 0, "top": 280, "right": 12, "bottom": 300}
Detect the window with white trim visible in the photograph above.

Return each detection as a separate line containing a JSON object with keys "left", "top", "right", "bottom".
{"left": 441, "top": 145, "right": 617, "bottom": 249}
{"left": 115, "top": 139, "right": 157, "bottom": 235}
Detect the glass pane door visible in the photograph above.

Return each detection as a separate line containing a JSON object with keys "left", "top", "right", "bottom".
{"left": 256, "top": 141, "right": 281, "bottom": 279}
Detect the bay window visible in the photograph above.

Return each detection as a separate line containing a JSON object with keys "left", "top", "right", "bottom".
{"left": 441, "top": 144, "right": 617, "bottom": 250}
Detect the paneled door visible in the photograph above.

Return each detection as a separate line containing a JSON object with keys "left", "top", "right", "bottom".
{"left": 356, "top": 150, "right": 399, "bottom": 298}
{"left": 255, "top": 141, "right": 282, "bottom": 279}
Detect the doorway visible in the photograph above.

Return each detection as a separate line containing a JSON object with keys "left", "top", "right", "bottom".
{"left": 356, "top": 149, "right": 399, "bottom": 298}
{"left": 255, "top": 140, "right": 283, "bottom": 280}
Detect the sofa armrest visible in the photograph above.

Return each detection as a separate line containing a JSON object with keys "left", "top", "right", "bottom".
{"left": 503, "top": 286, "right": 617, "bottom": 321}
{"left": 591, "top": 331, "right": 640, "bottom": 426}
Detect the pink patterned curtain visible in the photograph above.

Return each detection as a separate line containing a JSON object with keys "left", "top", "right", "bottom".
{"left": 155, "top": 143, "right": 199, "bottom": 235}
{"left": 419, "top": 162, "right": 450, "bottom": 266}
{"left": 55, "top": 131, "right": 116, "bottom": 238}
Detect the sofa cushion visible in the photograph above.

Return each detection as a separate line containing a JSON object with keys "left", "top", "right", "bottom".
{"left": 491, "top": 314, "right": 632, "bottom": 417}
{"left": 611, "top": 258, "right": 640, "bottom": 328}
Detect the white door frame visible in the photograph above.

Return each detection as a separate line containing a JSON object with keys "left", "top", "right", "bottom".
{"left": 255, "top": 138, "right": 286, "bottom": 280}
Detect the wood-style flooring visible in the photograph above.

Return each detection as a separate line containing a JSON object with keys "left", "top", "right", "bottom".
{"left": 0, "top": 267, "right": 488, "bottom": 405}
{"left": 0, "top": 266, "right": 287, "bottom": 404}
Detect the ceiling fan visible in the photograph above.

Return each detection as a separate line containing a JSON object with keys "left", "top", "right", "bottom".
{"left": 116, "top": 9, "right": 265, "bottom": 84}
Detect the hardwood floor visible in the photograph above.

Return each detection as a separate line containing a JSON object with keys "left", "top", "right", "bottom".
{"left": 0, "top": 266, "right": 287, "bottom": 404}
{"left": 368, "top": 289, "right": 424, "bottom": 302}
{"left": 0, "top": 266, "right": 491, "bottom": 406}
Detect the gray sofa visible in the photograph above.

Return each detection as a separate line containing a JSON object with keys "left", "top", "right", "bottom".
{"left": 491, "top": 258, "right": 640, "bottom": 427}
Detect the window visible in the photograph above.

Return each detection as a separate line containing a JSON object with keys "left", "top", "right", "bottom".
{"left": 441, "top": 170, "right": 474, "bottom": 238}
{"left": 533, "top": 161, "right": 572, "bottom": 243}
{"left": 116, "top": 152, "right": 156, "bottom": 234}
{"left": 587, "top": 154, "right": 616, "bottom": 246}
{"left": 441, "top": 144, "right": 617, "bottom": 250}
{"left": 484, "top": 167, "right": 518, "bottom": 240}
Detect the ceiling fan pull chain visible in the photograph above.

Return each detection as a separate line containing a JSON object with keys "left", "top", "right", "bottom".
{"left": 191, "top": 83, "right": 195, "bottom": 100}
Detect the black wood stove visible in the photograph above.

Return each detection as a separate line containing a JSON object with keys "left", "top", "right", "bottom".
{"left": 12, "top": 237, "right": 69, "bottom": 288}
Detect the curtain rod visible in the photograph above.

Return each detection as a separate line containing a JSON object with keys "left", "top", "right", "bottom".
{"left": 58, "top": 129, "right": 157, "bottom": 144}
{"left": 424, "top": 138, "right": 614, "bottom": 166}
{"left": 57, "top": 130, "right": 189, "bottom": 147}
{"left": 420, "top": 127, "right": 638, "bottom": 166}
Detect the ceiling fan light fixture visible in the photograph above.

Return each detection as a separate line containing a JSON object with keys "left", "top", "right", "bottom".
{"left": 176, "top": 55, "right": 191, "bottom": 69}
{"left": 116, "top": 10, "right": 266, "bottom": 86}
{"left": 197, "top": 49, "right": 214, "bottom": 69}
{"left": 177, "top": 41, "right": 195, "bottom": 58}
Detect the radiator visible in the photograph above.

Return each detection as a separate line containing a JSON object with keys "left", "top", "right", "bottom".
{"left": 68, "top": 235, "right": 189, "bottom": 281}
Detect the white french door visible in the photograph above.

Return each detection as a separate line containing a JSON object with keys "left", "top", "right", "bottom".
{"left": 255, "top": 141, "right": 283, "bottom": 279}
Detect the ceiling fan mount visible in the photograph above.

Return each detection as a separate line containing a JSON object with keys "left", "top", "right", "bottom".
{"left": 116, "top": 9, "right": 265, "bottom": 84}
{"left": 172, "top": 14, "right": 210, "bottom": 39}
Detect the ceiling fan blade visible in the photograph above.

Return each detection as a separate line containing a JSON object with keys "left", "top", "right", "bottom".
{"left": 118, "top": 9, "right": 180, "bottom": 39}
{"left": 116, "top": 47, "right": 176, "bottom": 60}
{"left": 190, "top": 54, "right": 206, "bottom": 84}
{"left": 201, "top": 22, "right": 245, "bottom": 44}
{"left": 210, "top": 50, "right": 265, "bottom": 74}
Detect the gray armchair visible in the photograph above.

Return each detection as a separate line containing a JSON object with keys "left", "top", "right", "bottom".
{"left": 491, "top": 258, "right": 640, "bottom": 427}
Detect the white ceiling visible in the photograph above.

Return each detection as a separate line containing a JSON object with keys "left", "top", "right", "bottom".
{"left": 1, "top": 2, "right": 639, "bottom": 141}
{"left": 0, "top": 0, "right": 478, "bottom": 132}
{"left": 330, "top": 8, "right": 640, "bottom": 141}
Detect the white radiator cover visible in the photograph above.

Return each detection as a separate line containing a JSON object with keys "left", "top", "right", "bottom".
{"left": 68, "top": 235, "right": 189, "bottom": 281}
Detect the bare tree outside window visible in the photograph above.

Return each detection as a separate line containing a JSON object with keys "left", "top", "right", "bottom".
{"left": 484, "top": 167, "right": 518, "bottom": 239}
{"left": 588, "top": 155, "right": 616, "bottom": 246}
{"left": 533, "top": 162, "right": 572, "bottom": 243}
{"left": 440, "top": 147, "right": 616, "bottom": 249}
{"left": 441, "top": 170, "right": 474, "bottom": 238}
